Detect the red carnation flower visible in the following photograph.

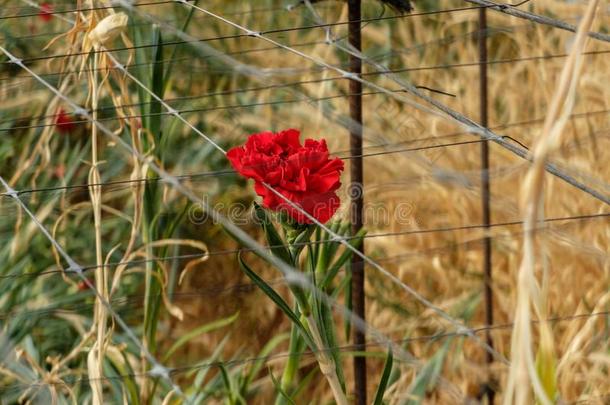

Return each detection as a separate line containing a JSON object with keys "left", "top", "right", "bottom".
{"left": 39, "top": 3, "right": 53, "bottom": 22}
{"left": 55, "top": 109, "right": 76, "bottom": 134}
{"left": 227, "top": 129, "right": 344, "bottom": 224}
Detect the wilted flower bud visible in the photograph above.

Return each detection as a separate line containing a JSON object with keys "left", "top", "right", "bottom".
{"left": 88, "top": 13, "right": 128, "bottom": 48}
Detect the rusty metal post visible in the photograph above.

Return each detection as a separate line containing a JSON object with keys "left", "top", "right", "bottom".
{"left": 478, "top": 6, "right": 495, "bottom": 404}
{"left": 348, "top": 0, "right": 366, "bottom": 404}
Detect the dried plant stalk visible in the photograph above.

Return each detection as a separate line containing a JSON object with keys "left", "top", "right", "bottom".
{"left": 503, "top": 2, "right": 600, "bottom": 404}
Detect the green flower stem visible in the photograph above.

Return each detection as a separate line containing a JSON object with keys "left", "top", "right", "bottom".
{"left": 275, "top": 321, "right": 302, "bottom": 405}
{"left": 305, "top": 315, "right": 348, "bottom": 405}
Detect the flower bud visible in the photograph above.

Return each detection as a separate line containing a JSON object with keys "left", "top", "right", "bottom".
{"left": 88, "top": 13, "right": 129, "bottom": 48}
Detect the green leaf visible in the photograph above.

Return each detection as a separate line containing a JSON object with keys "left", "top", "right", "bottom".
{"left": 321, "top": 228, "right": 366, "bottom": 289}
{"left": 244, "top": 333, "right": 289, "bottom": 392}
{"left": 131, "top": 25, "right": 150, "bottom": 138}
{"left": 332, "top": 270, "right": 352, "bottom": 339}
{"left": 163, "top": 312, "right": 239, "bottom": 362}
{"left": 309, "top": 270, "right": 345, "bottom": 391}
{"left": 310, "top": 267, "right": 345, "bottom": 390}
{"left": 108, "top": 351, "right": 140, "bottom": 405}
{"left": 290, "top": 225, "right": 315, "bottom": 263}
{"left": 164, "top": 0, "right": 199, "bottom": 87}
{"left": 218, "top": 363, "right": 244, "bottom": 405}
{"left": 311, "top": 226, "right": 322, "bottom": 266}
{"left": 314, "top": 222, "right": 334, "bottom": 272}
{"left": 269, "top": 369, "right": 296, "bottom": 405}
{"left": 149, "top": 25, "right": 165, "bottom": 152}
{"left": 373, "top": 348, "right": 394, "bottom": 405}
{"left": 322, "top": 294, "right": 345, "bottom": 389}
{"left": 253, "top": 202, "right": 292, "bottom": 265}
{"left": 226, "top": 207, "right": 310, "bottom": 315}
{"left": 189, "top": 334, "right": 231, "bottom": 382}
{"left": 324, "top": 221, "right": 346, "bottom": 264}
{"left": 237, "top": 253, "right": 315, "bottom": 349}
{"left": 404, "top": 341, "right": 451, "bottom": 405}
{"left": 274, "top": 323, "right": 304, "bottom": 405}
{"left": 290, "top": 365, "right": 318, "bottom": 399}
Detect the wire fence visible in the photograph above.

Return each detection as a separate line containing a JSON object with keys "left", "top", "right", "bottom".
{"left": 1, "top": 0, "right": 609, "bottom": 402}
{"left": 0, "top": 210, "right": 607, "bottom": 281}
{"left": 1, "top": 308, "right": 608, "bottom": 395}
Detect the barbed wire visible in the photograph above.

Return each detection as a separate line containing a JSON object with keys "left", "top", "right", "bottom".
{"left": 3, "top": 30, "right": 447, "bottom": 385}
{"left": 0, "top": 0, "right": 175, "bottom": 20}
{"left": 283, "top": 0, "right": 610, "bottom": 207}
{"left": 2, "top": 105, "right": 608, "bottom": 198}
{"left": 3, "top": 49, "right": 609, "bottom": 127}
{"left": 1, "top": 210, "right": 606, "bottom": 281}
{"left": 1, "top": 308, "right": 608, "bottom": 395}
{"left": 0, "top": 87, "right": 454, "bottom": 132}
{"left": 464, "top": 0, "right": 610, "bottom": 43}
{"left": 0, "top": 0, "right": 606, "bottom": 396}
{"left": 0, "top": 4, "right": 538, "bottom": 66}
{"left": 0, "top": 210, "right": 606, "bottom": 325}
{"left": 2, "top": 11, "right": 586, "bottom": 83}
{"left": 1, "top": 0, "right": 604, "bottom": 398}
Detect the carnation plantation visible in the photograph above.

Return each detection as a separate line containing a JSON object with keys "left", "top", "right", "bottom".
{"left": 0, "top": 1, "right": 609, "bottom": 404}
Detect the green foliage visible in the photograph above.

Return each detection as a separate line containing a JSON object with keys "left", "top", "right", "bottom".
{"left": 226, "top": 208, "right": 365, "bottom": 404}
{"left": 164, "top": 312, "right": 240, "bottom": 362}
{"left": 404, "top": 341, "right": 451, "bottom": 405}
{"left": 373, "top": 348, "right": 394, "bottom": 405}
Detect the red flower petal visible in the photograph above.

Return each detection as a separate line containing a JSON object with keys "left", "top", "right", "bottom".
{"left": 39, "top": 3, "right": 53, "bottom": 22}
{"left": 55, "top": 109, "right": 76, "bottom": 134}
{"left": 231, "top": 129, "right": 343, "bottom": 224}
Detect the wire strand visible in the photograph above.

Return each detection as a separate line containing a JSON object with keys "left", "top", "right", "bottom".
{"left": 2, "top": 208, "right": 606, "bottom": 279}
{"left": 3, "top": 12, "right": 585, "bottom": 83}
{"left": 2, "top": 31, "right": 436, "bottom": 379}
{"left": 0, "top": 0, "right": 175, "bottom": 20}
{"left": 0, "top": 1, "right": 606, "bottom": 400}
{"left": 3, "top": 49, "right": 609, "bottom": 127}
{"left": 0, "top": 88, "right": 443, "bottom": 132}
{"left": 1, "top": 308, "right": 608, "bottom": 394}
{"left": 0, "top": 215, "right": 606, "bottom": 335}
{"left": 0, "top": 4, "right": 523, "bottom": 65}
{"left": 463, "top": 0, "right": 610, "bottom": 43}
{"left": 2, "top": 107, "right": 607, "bottom": 202}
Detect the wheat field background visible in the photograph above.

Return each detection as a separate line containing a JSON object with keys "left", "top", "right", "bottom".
{"left": 0, "top": 0, "right": 609, "bottom": 403}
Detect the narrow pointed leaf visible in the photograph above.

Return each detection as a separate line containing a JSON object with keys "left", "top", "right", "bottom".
{"left": 373, "top": 348, "right": 394, "bottom": 405}
{"left": 163, "top": 312, "right": 239, "bottom": 362}
{"left": 404, "top": 341, "right": 451, "bottom": 405}
{"left": 321, "top": 228, "right": 366, "bottom": 289}
{"left": 238, "top": 253, "right": 314, "bottom": 349}
{"left": 254, "top": 202, "right": 292, "bottom": 265}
